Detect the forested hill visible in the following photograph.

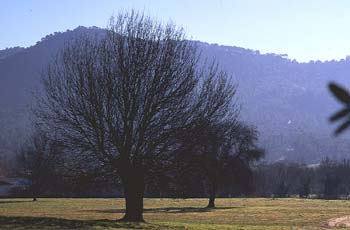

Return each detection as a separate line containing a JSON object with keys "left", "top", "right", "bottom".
{"left": 1, "top": 26, "right": 350, "bottom": 163}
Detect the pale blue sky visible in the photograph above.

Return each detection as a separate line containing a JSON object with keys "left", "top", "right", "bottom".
{"left": 1, "top": 0, "right": 350, "bottom": 62}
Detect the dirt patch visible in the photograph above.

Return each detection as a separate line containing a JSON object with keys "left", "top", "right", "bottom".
{"left": 328, "top": 216, "right": 350, "bottom": 227}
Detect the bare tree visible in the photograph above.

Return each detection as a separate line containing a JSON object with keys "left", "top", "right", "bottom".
{"left": 36, "top": 11, "right": 236, "bottom": 221}
{"left": 178, "top": 120, "right": 264, "bottom": 208}
{"left": 173, "top": 80, "right": 264, "bottom": 207}
{"left": 169, "top": 61, "right": 245, "bottom": 208}
{"left": 17, "top": 129, "right": 62, "bottom": 201}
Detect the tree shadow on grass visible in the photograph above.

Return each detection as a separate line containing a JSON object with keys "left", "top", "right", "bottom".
{"left": 0, "top": 216, "right": 182, "bottom": 230}
{"left": 0, "top": 200, "right": 33, "bottom": 204}
{"left": 83, "top": 206, "right": 240, "bottom": 214}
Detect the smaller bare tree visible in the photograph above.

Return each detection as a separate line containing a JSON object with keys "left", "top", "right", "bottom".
{"left": 176, "top": 115, "right": 264, "bottom": 208}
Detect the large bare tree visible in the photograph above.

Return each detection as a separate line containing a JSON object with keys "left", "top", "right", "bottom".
{"left": 36, "top": 11, "right": 236, "bottom": 221}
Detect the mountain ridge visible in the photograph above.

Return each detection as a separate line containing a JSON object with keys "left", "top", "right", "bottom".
{"left": 1, "top": 26, "right": 350, "bottom": 163}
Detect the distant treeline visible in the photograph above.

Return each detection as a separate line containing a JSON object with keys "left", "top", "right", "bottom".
{"left": 254, "top": 158, "right": 350, "bottom": 199}
{"left": 5, "top": 157, "right": 350, "bottom": 200}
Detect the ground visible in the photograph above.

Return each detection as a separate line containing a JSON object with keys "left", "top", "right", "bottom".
{"left": 0, "top": 198, "right": 349, "bottom": 229}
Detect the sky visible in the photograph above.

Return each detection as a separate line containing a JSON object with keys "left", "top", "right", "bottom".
{"left": 1, "top": 0, "right": 350, "bottom": 62}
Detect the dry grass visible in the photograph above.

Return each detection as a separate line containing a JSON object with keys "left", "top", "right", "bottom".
{"left": 0, "top": 198, "right": 349, "bottom": 229}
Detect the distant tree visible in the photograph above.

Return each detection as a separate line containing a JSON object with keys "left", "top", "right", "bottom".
{"left": 336, "top": 159, "right": 350, "bottom": 195}
{"left": 319, "top": 158, "right": 342, "bottom": 199}
{"left": 36, "top": 11, "right": 236, "bottom": 221}
{"left": 16, "top": 130, "right": 62, "bottom": 201}
{"left": 323, "top": 174, "right": 341, "bottom": 199}
{"left": 264, "top": 166, "right": 285, "bottom": 198}
{"left": 257, "top": 163, "right": 300, "bottom": 198}
{"left": 297, "top": 167, "right": 314, "bottom": 198}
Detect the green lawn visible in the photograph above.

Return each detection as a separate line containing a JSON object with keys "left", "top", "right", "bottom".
{"left": 0, "top": 198, "right": 349, "bottom": 229}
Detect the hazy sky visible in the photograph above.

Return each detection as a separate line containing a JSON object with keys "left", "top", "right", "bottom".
{"left": 2, "top": 0, "right": 350, "bottom": 62}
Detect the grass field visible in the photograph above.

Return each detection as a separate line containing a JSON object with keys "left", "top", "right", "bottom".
{"left": 0, "top": 198, "right": 349, "bottom": 229}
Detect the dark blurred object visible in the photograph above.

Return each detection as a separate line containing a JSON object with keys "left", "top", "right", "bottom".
{"left": 329, "top": 82, "right": 350, "bottom": 135}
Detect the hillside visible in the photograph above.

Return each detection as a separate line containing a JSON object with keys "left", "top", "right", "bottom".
{"left": 1, "top": 26, "right": 350, "bottom": 163}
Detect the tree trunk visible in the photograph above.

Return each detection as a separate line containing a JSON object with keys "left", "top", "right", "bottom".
{"left": 32, "top": 185, "right": 38, "bottom": 202}
{"left": 122, "top": 181, "right": 144, "bottom": 222}
{"left": 206, "top": 181, "right": 216, "bottom": 208}
{"left": 207, "top": 194, "right": 216, "bottom": 208}
{"left": 119, "top": 164, "right": 145, "bottom": 222}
